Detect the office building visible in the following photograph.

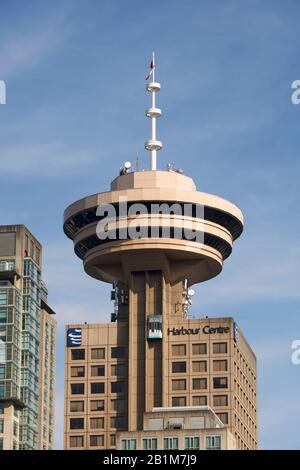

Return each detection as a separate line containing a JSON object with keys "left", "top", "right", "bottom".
{"left": 63, "top": 62, "right": 257, "bottom": 450}
{"left": 0, "top": 225, "right": 56, "bottom": 450}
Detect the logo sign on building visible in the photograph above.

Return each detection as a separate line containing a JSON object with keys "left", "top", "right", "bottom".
{"left": 67, "top": 328, "right": 82, "bottom": 347}
{"left": 234, "top": 322, "right": 238, "bottom": 342}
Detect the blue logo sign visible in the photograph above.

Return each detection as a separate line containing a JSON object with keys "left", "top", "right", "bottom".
{"left": 67, "top": 328, "right": 82, "bottom": 347}
{"left": 233, "top": 322, "right": 238, "bottom": 342}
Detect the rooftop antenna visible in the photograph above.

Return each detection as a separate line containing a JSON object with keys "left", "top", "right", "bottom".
{"left": 145, "top": 52, "right": 162, "bottom": 170}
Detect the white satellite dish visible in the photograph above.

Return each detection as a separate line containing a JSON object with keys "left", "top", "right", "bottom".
{"left": 188, "top": 288, "right": 195, "bottom": 297}
{"left": 124, "top": 161, "right": 132, "bottom": 170}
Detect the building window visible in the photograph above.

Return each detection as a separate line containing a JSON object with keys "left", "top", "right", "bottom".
{"left": 91, "top": 382, "right": 105, "bottom": 394}
{"left": 110, "top": 434, "right": 116, "bottom": 446}
{"left": 91, "top": 348, "right": 105, "bottom": 359}
{"left": 213, "top": 377, "right": 228, "bottom": 389}
{"left": 91, "top": 365, "right": 105, "bottom": 377}
{"left": 70, "top": 418, "right": 84, "bottom": 430}
{"left": 206, "top": 435, "right": 221, "bottom": 450}
{"left": 13, "top": 421, "right": 18, "bottom": 437}
{"left": 213, "top": 360, "right": 228, "bottom": 372}
{"left": 213, "top": 342, "right": 227, "bottom": 354}
{"left": 192, "top": 361, "right": 207, "bottom": 373}
{"left": 90, "top": 417, "right": 104, "bottom": 429}
{"left": 185, "top": 436, "right": 200, "bottom": 450}
{"left": 216, "top": 412, "right": 228, "bottom": 424}
{"left": 70, "top": 401, "right": 84, "bottom": 412}
{"left": 163, "top": 437, "right": 178, "bottom": 450}
{"left": 71, "top": 383, "right": 85, "bottom": 395}
{"left": 0, "top": 403, "right": 4, "bottom": 414}
{"left": 0, "top": 419, "right": 4, "bottom": 433}
{"left": 142, "top": 438, "right": 157, "bottom": 450}
{"left": 121, "top": 439, "right": 136, "bottom": 450}
{"left": 172, "top": 379, "right": 186, "bottom": 391}
{"left": 172, "top": 396, "right": 186, "bottom": 407}
{"left": 213, "top": 395, "right": 228, "bottom": 407}
{"left": 192, "top": 395, "right": 207, "bottom": 406}
{"left": 192, "top": 378, "right": 207, "bottom": 390}
{"left": 69, "top": 436, "right": 84, "bottom": 447}
{"left": 0, "top": 437, "right": 3, "bottom": 450}
{"left": 110, "top": 399, "right": 126, "bottom": 412}
{"left": 111, "top": 347, "right": 126, "bottom": 359}
{"left": 111, "top": 381, "right": 126, "bottom": 393}
{"left": 71, "top": 349, "right": 85, "bottom": 360}
{"left": 111, "top": 363, "right": 127, "bottom": 376}
{"left": 171, "top": 344, "right": 186, "bottom": 356}
{"left": 90, "top": 435, "right": 104, "bottom": 447}
{"left": 90, "top": 400, "right": 105, "bottom": 412}
{"left": 172, "top": 361, "right": 186, "bottom": 373}
{"left": 110, "top": 416, "right": 126, "bottom": 430}
{"left": 192, "top": 343, "right": 207, "bottom": 355}
{"left": 71, "top": 366, "right": 85, "bottom": 377}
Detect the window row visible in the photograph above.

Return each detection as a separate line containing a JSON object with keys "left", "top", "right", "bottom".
{"left": 171, "top": 394, "right": 228, "bottom": 407}
{"left": 71, "top": 347, "right": 126, "bottom": 361}
{"left": 171, "top": 360, "right": 228, "bottom": 373}
{"left": 70, "top": 381, "right": 126, "bottom": 395}
{"left": 121, "top": 435, "right": 222, "bottom": 450}
{"left": 172, "top": 342, "right": 227, "bottom": 356}
{"left": 71, "top": 363, "right": 127, "bottom": 378}
{"left": 69, "top": 415, "right": 126, "bottom": 430}
{"left": 70, "top": 399, "right": 126, "bottom": 413}
{"left": 172, "top": 377, "right": 228, "bottom": 391}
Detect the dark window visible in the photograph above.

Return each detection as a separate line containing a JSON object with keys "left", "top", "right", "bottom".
{"left": 172, "top": 361, "right": 186, "bottom": 373}
{"left": 90, "top": 435, "right": 104, "bottom": 447}
{"left": 111, "top": 381, "right": 126, "bottom": 393}
{"left": 70, "top": 401, "right": 84, "bottom": 412}
{"left": 213, "top": 377, "right": 228, "bottom": 389}
{"left": 172, "top": 396, "right": 186, "bottom": 406}
{"left": 192, "top": 378, "right": 207, "bottom": 390}
{"left": 91, "top": 348, "right": 105, "bottom": 360}
{"left": 70, "top": 418, "right": 84, "bottom": 430}
{"left": 91, "top": 382, "right": 105, "bottom": 394}
{"left": 71, "top": 366, "right": 85, "bottom": 377}
{"left": 111, "top": 363, "right": 126, "bottom": 376}
{"left": 91, "top": 365, "right": 105, "bottom": 377}
{"left": 213, "top": 342, "right": 228, "bottom": 354}
{"left": 192, "top": 395, "right": 207, "bottom": 406}
{"left": 192, "top": 343, "right": 207, "bottom": 355}
{"left": 90, "top": 400, "right": 105, "bottom": 411}
{"left": 71, "top": 349, "right": 85, "bottom": 360}
{"left": 71, "top": 383, "right": 85, "bottom": 395}
{"left": 111, "top": 347, "right": 126, "bottom": 359}
{"left": 70, "top": 436, "right": 84, "bottom": 447}
{"left": 110, "top": 415, "right": 126, "bottom": 429}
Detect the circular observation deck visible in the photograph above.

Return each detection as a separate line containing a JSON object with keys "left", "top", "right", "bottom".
{"left": 63, "top": 171, "right": 243, "bottom": 286}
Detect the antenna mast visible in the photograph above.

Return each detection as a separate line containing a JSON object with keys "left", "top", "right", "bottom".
{"left": 145, "top": 52, "right": 162, "bottom": 170}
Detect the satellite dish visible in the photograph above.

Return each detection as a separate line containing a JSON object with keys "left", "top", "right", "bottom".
{"left": 188, "top": 288, "right": 195, "bottom": 297}
{"left": 124, "top": 161, "right": 132, "bottom": 170}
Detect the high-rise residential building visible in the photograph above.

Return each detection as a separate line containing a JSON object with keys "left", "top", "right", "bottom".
{"left": 63, "top": 61, "right": 257, "bottom": 450}
{"left": 0, "top": 225, "right": 56, "bottom": 450}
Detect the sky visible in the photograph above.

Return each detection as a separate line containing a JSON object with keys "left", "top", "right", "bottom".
{"left": 0, "top": 0, "right": 300, "bottom": 450}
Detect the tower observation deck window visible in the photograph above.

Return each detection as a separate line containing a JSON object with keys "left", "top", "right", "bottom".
{"left": 147, "top": 315, "right": 162, "bottom": 340}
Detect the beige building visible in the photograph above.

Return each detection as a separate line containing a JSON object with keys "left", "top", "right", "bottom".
{"left": 63, "top": 69, "right": 257, "bottom": 450}
{"left": 64, "top": 316, "right": 256, "bottom": 450}
{"left": 0, "top": 225, "right": 56, "bottom": 450}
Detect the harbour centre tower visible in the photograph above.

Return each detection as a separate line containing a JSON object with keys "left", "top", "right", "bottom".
{"left": 63, "top": 60, "right": 257, "bottom": 451}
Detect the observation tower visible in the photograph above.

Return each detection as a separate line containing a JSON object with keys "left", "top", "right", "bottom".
{"left": 63, "top": 55, "right": 246, "bottom": 437}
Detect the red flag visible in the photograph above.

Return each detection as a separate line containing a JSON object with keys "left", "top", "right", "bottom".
{"left": 145, "top": 58, "right": 155, "bottom": 80}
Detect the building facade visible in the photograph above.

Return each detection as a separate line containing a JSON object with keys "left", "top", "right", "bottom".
{"left": 0, "top": 225, "right": 56, "bottom": 450}
{"left": 64, "top": 317, "right": 256, "bottom": 450}
{"left": 63, "top": 65, "right": 257, "bottom": 450}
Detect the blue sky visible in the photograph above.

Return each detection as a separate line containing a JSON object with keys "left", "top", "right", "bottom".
{"left": 1, "top": 0, "right": 300, "bottom": 449}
